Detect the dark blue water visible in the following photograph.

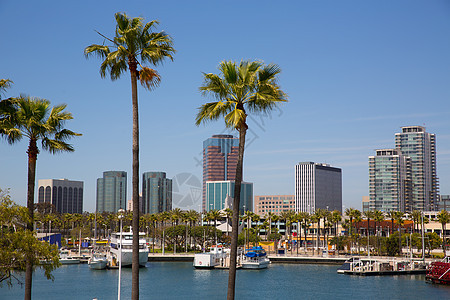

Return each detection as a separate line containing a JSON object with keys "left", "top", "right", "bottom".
{"left": 1, "top": 263, "right": 449, "bottom": 299}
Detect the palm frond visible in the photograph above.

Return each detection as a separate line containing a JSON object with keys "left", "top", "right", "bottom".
{"left": 195, "top": 101, "right": 232, "bottom": 126}
{"left": 0, "top": 79, "right": 14, "bottom": 99}
{"left": 84, "top": 44, "right": 110, "bottom": 59}
{"left": 41, "top": 138, "right": 75, "bottom": 154}
{"left": 139, "top": 67, "right": 161, "bottom": 90}
{"left": 224, "top": 108, "right": 246, "bottom": 129}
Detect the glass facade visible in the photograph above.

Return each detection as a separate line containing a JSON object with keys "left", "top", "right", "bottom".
{"left": 202, "top": 135, "right": 239, "bottom": 211}
{"left": 395, "top": 126, "right": 438, "bottom": 211}
{"left": 142, "top": 172, "right": 172, "bottom": 214}
{"left": 96, "top": 171, "right": 127, "bottom": 213}
{"left": 369, "top": 149, "right": 410, "bottom": 212}
{"left": 205, "top": 181, "right": 253, "bottom": 214}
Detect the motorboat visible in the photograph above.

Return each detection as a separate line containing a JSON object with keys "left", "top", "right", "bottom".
{"left": 194, "top": 245, "right": 229, "bottom": 269}
{"left": 59, "top": 249, "right": 80, "bottom": 265}
{"left": 109, "top": 228, "right": 148, "bottom": 267}
{"left": 88, "top": 253, "right": 108, "bottom": 270}
{"left": 241, "top": 246, "right": 270, "bottom": 269}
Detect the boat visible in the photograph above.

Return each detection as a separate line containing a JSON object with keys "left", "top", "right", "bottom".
{"left": 426, "top": 256, "right": 450, "bottom": 284}
{"left": 337, "top": 256, "right": 427, "bottom": 275}
{"left": 88, "top": 253, "right": 108, "bottom": 270}
{"left": 193, "top": 245, "right": 229, "bottom": 269}
{"left": 241, "top": 246, "right": 270, "bottom": 269}
{"left": 109, "top": 228, "right": 149, "bottom": 267}
{"left": 59, "top": 249, "right": 80, "bottom": 265}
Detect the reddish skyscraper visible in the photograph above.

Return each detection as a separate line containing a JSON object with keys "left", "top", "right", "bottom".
{"left": 202, "top": 134, "right": 239, "bottom": 211}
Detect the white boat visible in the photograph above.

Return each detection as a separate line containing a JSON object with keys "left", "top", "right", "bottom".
{"left": 59, "top": 250, "right": 80, "bottom": 265}
{"left": 241, "top": 246, "right": 270, "bottom": 269}
{"left": 88, "top": 253, "right": 108, "bottom": 270}
{"left": 109, "top": 229, "right": 149, "bottom": 267}
{"left": 194, "top": 245, "right": 229, "bottom": 269}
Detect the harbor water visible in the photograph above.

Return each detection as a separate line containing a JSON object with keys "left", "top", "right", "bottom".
{"left": 1, "top": 262, "right": 449, "bottom": 299}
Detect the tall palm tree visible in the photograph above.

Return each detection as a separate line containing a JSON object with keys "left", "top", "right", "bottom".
{"left": 0, "top": 96, "right": 80, "bottom": 299}
{"left": 301, "top": 212, "right": 310, "bottom": 253}
{"left": 437, "top": 210, "right": 450, "bottom": 255}
{"left": 195, "top": 60, "right": 287, "bottom": 299}
{"left": 84, "top": 12, "right": 174, "bottom": 299}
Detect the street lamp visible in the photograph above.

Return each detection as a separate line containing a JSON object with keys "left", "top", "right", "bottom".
{"left": 117, "top": 208, "right": 125, "bottom": 300}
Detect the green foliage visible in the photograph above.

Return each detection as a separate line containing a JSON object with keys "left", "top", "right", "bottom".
{"left": 0, "top": 189, "right": 60, "bottom": 287}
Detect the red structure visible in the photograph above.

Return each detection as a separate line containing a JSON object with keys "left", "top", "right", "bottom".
{"left": 202, "top": 135, "right": 239, "bottom": 211}
{"left": 426, "top": 258, "right": 450, "bottom": 284}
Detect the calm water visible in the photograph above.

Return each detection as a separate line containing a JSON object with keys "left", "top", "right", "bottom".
{"left": 1, "top": 262, "right": 449, "bottom": 299}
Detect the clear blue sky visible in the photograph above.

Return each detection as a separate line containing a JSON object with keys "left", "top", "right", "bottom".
{"left": 1, "top": 0, "right": 449, "bottom": 213}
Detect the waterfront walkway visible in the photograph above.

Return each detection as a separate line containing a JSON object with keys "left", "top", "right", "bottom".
{"left": 147, "top": 253, "right": 348, "bottom": 264}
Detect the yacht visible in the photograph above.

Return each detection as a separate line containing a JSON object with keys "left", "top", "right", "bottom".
{"left": 59, "top": 249, "right": 80, "bottom": 265}
{"left": 88, "top": 252, "right": 108, "bottom": 270}
{"left": 241, "top": 246, "right": 270, "bottom": 269}
{"left": 109, "top": 229, "right": 148, "bottom": 267}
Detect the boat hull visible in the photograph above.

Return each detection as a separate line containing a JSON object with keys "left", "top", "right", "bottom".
{"left": 426, "top": 261, "right": 450, "bottom": 284}
{"left": 89, "top": 260, "right": 107, "bottom": 270}
{"left": 59, "top": 258, "right": 80, "bottom": 265}
{"left": 110, "top": 249, "right": 148, "bottom": 267}
{"left": 241, "top": 259, "right": 270, "bottom": 269}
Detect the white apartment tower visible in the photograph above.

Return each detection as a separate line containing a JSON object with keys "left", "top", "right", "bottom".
{"left": 295, "top": 162, "right": 342, "bottom": 213}
{"left": 368, "top": 149, "right": 411, "bottom": 212}
{"left": 395, "top": 126, "right": 438, "bottom": 211}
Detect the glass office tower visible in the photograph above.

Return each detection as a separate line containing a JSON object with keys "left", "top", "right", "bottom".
{"left": 96, "top": 171, "right": 127, "bottom": 213}
{"left": 142, "top": 172, "right": 172, "bottom": 214}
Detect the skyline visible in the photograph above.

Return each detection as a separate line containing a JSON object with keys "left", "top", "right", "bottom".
{"left": 1, "top": 1, "right": 449, "bottom": 213}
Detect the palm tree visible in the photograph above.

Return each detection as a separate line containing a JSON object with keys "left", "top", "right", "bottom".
{"left": 0, "top": 79, "right": 13, "bottom": 100}
{"left": 386, "top": 211, "right": 397, "bottom": 236}
{"left": 208, "top": 209, "right": 222, "bottom": 245}
{"left": 301, "top": 212, "right": 310, "bottom": 253}
{"left": 373, "top": 210, "right": 384, "bottom": 255}
{"left": 411, "top": 210, "right": 422, "bottom": 233}
{"left": 195, "top": 60, "right": 287, "bottom": 300}
{"left": 84, "top": 12, "right": 175, "bottom": 299}
{"left": 437, "top": 210, "right": 450, "bottom": 255}
{"left": 363, "top": 211, "right": 374, "bottom": 256}
{"left": 0, "top": 96, "right": 80, "bottom": 299}
{"left": 394, "top": 211, "right": 405, "bottom": 255}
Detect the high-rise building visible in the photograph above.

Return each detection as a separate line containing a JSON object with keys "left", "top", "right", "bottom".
{"left": 368, "top": 149, "right": 411, "bottom": 212}
{"left": 38, "top": 179, "right": 83, "bottom": 214}
{"left": 205, "top": 180, "right": 252, "bottom": 214}
{"left": 294, "top": 162, "right": 342, "bottom": 213}
{"left": 395, "top": 126, "right": 438, "bottom": 211}
{"left": 96, "top": 171, "right": 127, "bottom": 213}
{"left": 142, "top": 172, "right": 172, "bottom": 214}
{"left": 362, "top": 196, "right": 370, "bottom": 212}
{"left": 254, "top": 195, "right": 294, "bottom": 216}
{"left": 202, "top": 134, "right": 239, "bottom": 211}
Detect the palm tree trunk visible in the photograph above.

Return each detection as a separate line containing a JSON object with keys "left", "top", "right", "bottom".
{"left": 227, "top": 125, "right": 246, "bottom": 300}
{"left": 25, "top": 139, "right": 38, "bottom": 300}
{"left": 129, "top": 58, "right": 140, "bottom": 300}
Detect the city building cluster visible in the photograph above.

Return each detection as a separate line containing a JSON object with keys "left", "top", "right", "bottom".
{"left": 37, "top": 126, "right": 447, "bottom": 215}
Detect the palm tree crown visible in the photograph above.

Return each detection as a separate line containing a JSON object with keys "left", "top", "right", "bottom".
{"left": 84, "top": 12, "right": 175, "bottom": 87}
{"left": 196, "top": 60, "right": 287, "bottom": 130}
